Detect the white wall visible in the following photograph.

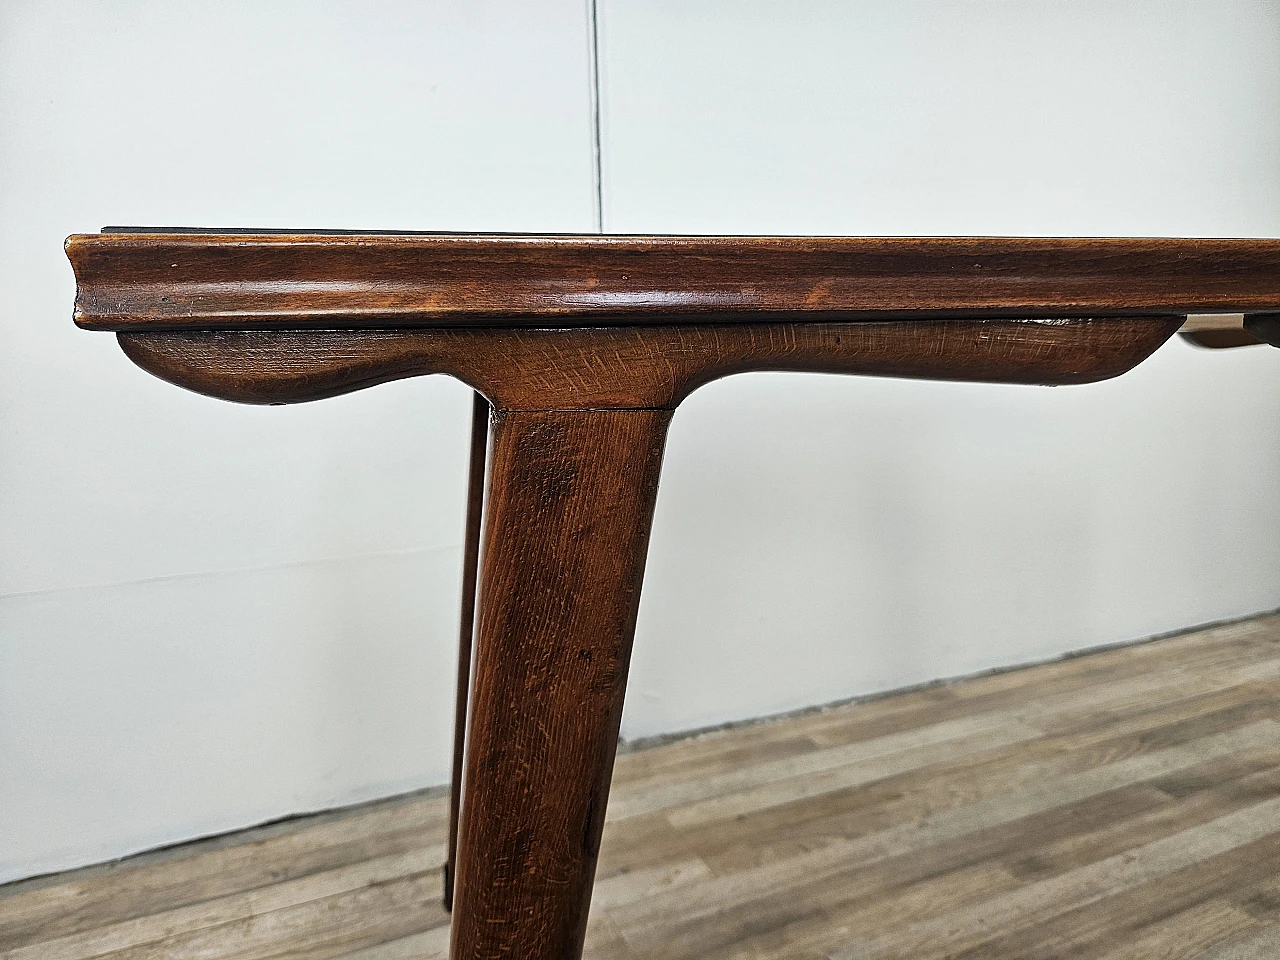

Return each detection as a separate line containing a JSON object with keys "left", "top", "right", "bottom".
{"left": 2, "top": 0, "right": 1279, "bottom": 884}
{"left": 0, "top": 0, "right": 596, "bottom": 884}
{"left": 610, "top": 0, "right": 1280, "bottom": 735}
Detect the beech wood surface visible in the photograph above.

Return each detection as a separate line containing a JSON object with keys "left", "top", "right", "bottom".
{"left": 62, "top": 230, "right": 1279, "bottom": 960}
{"left": 450, "top": 408, "right": 670, "bottom": 959}
{"left": 115, "top": 318, "right": 1180, "bottom": 410}
{"left": 67, "top": 233, "right": 1280, "bottom": 330}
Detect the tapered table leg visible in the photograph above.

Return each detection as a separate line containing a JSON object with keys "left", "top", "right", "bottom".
{"left": 444, "top": 391, "right": 490, "bottom": 911}
{"left": 449, "top": 408, "right": 671, "bottom": 960}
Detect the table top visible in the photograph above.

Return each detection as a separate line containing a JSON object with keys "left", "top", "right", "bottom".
{"left": 66, "top": 231, "right": 1280, "bottom": 332}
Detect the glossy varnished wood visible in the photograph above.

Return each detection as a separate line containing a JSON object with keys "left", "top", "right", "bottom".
{"left": 115, "top": 318, "right": 1181, "bottom": 410}
{"left": 61, "top": 231, "right": 1279, "bottom": 960}
{"left": 65, "top": 234, "right": 1280, "bottom": 330}
{"left": 450, "top": 408, "right": 669, "bottom": 959}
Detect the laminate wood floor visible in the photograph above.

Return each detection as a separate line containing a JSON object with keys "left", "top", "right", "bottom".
{"left": 7, "top": 615, "right": 1280, "bottom": 959}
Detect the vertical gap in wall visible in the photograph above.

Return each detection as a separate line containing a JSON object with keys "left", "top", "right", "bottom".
{"left": 587, "top": 0, "right": 604, "bottom": 233}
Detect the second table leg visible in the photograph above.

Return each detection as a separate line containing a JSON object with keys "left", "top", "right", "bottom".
{"left": 444, "top": 391, "right": 491, "bottom": 911}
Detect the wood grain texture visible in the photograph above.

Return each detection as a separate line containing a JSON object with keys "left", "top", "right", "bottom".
{"left": 115, "top": 318, "right": 1181, "bottom": 409}
{"left": 60, "top": 231, "right": 1279, "bottom": 957}
{"left": 450, "top": 409, "right": 669, "bottom": 959}
{"left": 6, "top": 614, "right": 1280, "bottom": 960}
{"left": 65, "top": 233, "right": 1280, "bottom": 330}
{"left": 443, "top": 392, "right": 489, "bottom": 914}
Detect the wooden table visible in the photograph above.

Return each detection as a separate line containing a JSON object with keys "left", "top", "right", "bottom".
{"left": 66, "top": 231, "right": 1280, "bottom": 959}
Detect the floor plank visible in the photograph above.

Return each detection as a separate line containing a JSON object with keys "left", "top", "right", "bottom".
{"left": 5, "top": 614, "right": 1280, "bottom": 960}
